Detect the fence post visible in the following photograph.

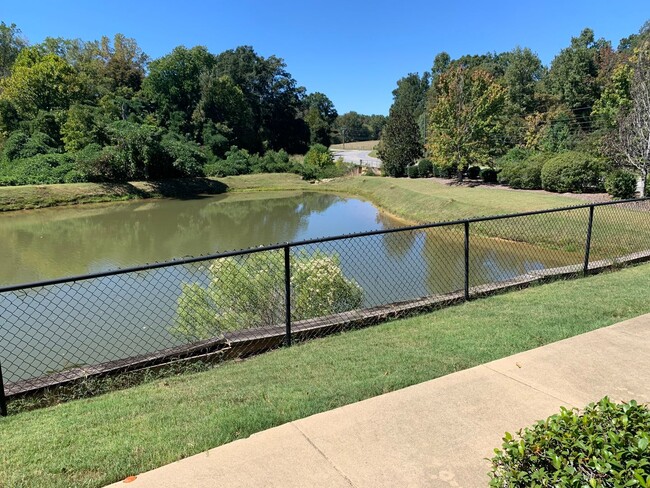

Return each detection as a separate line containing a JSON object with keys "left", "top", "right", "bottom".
{"left": 583, "top": 205, "right": 595, "bottom": 276}
{"left": 284, "top": 244, "right": 292, "bottom": 347}
{"left": 0, "top": 361, "right": 7, "bottom": 417}
{"left": 464, "top": 221, "right": 470, "bottom": 301}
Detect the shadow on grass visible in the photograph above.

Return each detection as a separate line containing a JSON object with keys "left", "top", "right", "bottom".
{"left": 98, "top": 178, "right": 230, "bottom": 200}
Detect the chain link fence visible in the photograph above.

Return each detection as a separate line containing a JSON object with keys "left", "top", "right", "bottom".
{"left": 2, "top": 198, "right": 650, "bottom": 415}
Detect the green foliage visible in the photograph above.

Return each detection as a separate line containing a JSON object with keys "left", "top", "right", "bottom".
{"left": 432, "top": 161, "right": 455, "bottom": 178}
{"left": 490, "top": 398, "right": 650, "bottom": 487}
{"left": 173, "top": 251, "right": 363, "bottom": 340}
{"left": 545, "top": 28, "right": 601, "bottom": 119}
{"left": 605, "top": 169, "right": 637, "bottom": 199}
{"left": 160, "top": 134, "right": 206, "bottom": 177}
{"left": 106, "top": 121, "right": 165, "bottom": 180}
{"left": 541, "top": 151, "right": 605, "bottom": 193}
{"left": 1, "top": 130, "right": 57, "bottom": 162}
{"left": 0, "top": 47, "right": 81, "bottom": 118}
{"left": 304, "top": 144, "right": 334, "bottom": 168}
{"left": 61, "top": 104, "right": 106, "bottom": 152}
{"left": 379, "top": 103, "right": 422, "bottom": 177}
{"left": 480, "top": 167, "right": 498, "bottom": 183}
{"left": 497, "top": 151, "right": 547, "bottom": 190}
{"left": 417, "top": 158, "right": 433, "bottom": 177}
{"left": 0, "top": 21, "right": 27, "bottom": 78}
{"left": 467, "top": 165, "right": 481, "bottom": 179}
{"left": 204, "top": 146, "right": 256, "bottom": 177}
{"left": 143, "top": 45, "right": 215, "bottom": 127}
{"left": 406, "top": 165, "right": 419, "bottom": 178}
{"left": 0, "top": 153, "right": 75, "bottom": 185}
{"left": 1, "top": 130, "right": 29, "bottom": 161}
{"left": 427, "top": 67, "right": 506, "bottom": 176}
{"left": 254, "top": 149, "right": 293, "bottom": 173}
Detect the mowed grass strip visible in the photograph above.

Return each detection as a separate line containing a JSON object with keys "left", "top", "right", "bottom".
{"left": 2, "top": 263, "right": 650, "bottom": 488}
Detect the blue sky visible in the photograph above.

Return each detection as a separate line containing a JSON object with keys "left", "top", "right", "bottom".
{"left": 3, "top": 1, "right": 649, "bottom": 115}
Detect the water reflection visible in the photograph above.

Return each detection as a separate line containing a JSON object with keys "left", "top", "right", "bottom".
{"left": 0, "top": 192, "right": 390, "bottom": 285}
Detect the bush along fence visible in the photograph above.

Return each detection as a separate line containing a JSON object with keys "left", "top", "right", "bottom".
{"left": 2, "top": 198, "right": 650, "bottom": 415}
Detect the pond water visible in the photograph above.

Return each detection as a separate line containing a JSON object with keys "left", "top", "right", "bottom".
{"left": 0, "top": 191, "right": 396, "bottom": 285}
{"left": 0, "top": 191, "right": 581, "bottom": 383}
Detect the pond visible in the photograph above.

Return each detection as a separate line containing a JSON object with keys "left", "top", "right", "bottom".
{"left": 0, "top": 191, "right": 581, "bottom": 383}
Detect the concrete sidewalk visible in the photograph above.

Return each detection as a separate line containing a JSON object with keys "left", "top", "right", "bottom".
{"left": 107, "top": 314, "right": 650, "bottom": 488}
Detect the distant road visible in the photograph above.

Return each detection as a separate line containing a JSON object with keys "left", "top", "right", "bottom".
{"left": 331, "top": 149, "right": 382, "bottom": 169}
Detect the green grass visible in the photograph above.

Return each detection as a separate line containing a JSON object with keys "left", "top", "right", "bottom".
{"left": 2, "top": 263, "right": 650, "bottom": 487}
{"left": 330, "top": 140, "right": 379, "bottom": 151}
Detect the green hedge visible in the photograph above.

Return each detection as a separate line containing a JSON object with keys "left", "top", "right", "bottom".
{"left": 498, "top": 153, "right": 547, "bottom": 190}
{"left": 417, "top": 158, "right": 433, "bottom": 177}
{"left": 541, "top": 151, "right": 605, "bottom": 193}
{"left": 490, "top": 398, "right": 650, "bottom": 487}
{"left": 407, "top": 165, "right": 419, "bottom": 178}
{"left": 605, "top": 170, "right": 637, "bottom": 199}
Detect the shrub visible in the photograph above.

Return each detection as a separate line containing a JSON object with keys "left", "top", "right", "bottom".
{"left": 490, "top": 397, "right": 650, "bottom": 487}
{"left": 417, "top": 158, "right": 433, "bottom": 177}
{"left": 467, "top": 165, "right": 481, "bottom": 179}
{"left": 204, "top": 146, "right": 256, "bottom": 177}
{"left": 161, "top": 135, "right": 206, "bottom": 177}
{"left": 498, "top": 152, "right": 546, "bottom": 190}
{"left": 432, "top": 162, "right": 455, "bottom": 178}
{"left": 1, "top": 131, "right": 29, "bottom": 162}
{"left": 304, "top": 144, "right": 333, "bottom": 169}
{"left": 173, "top": 251, "right": 363, "bottom": 340}
{"left": 0, "top": 153, "right": 76, "bottom": 185}
{"left": 295, "top": 162, "right": 320, "bottom": 181}
{"left": 407, "top": 165, "right": 419, "bottom": 178}
{"left": 480, "top": 168, "right": 498, "bottom": 183}
{"left": 253, "top": 149, "right": 292, "bottom": 173}
{"left": 605, "top": 170, "right": 637, "bottom": 199}
{"left": 541, "top": 151, "right": 605, "bottom": 193}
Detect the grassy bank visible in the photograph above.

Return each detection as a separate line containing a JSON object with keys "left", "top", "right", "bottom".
{"left": 0, "top": 173, "right": 576, "bottom": 216}
{"left": 2, "top": 263, "right": 650, "bottom": 487}
{"left": 2, "top": 174, "right": 648, "bottom": 258}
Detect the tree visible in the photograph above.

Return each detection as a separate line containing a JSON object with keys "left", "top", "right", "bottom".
{"left": 0, "top": 47, "right": 81, "bottom": 119}
{"left": 545, "top": 28, "right": 602, "bottom": 121}
{"left": 334, "top": 111, "right": 371, "bottom": 142}
{"left": 173, "top": 251, "right": 363, "bottom": 340}
{"left": 143, "top": 46, "right": 215, "bottom": 129}
{"left": 0, "top": 21, "right": 27, "bottom": 78}
{"left": 612, "top": 42, "right": 650, "bottom": 196}
{"left": 303, "top": 92, "right": 337, "bottom": 146}
{"left": 214, "top": 46, "right": 309, "bottom": 153}
{"left": 378, "top": 103, "right": 422, "bottom": 177}
{"left": 427, "top": 67, "right": 506, "bottom": 177}
{"left": 592, "top": 64, "right": 633, "bottom": 129}
{"left": 192, "top": 72, "right": 255, "bottom": 150}
{"left": 502, "top": 47, "right": 545, "bottom": 116}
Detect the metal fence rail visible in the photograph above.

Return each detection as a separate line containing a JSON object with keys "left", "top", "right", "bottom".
{"left": 2, "top": 197, "right": 650, "bottom": 415}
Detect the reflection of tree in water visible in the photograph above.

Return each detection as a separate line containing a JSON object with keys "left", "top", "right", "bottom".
{"left": 0, "top": 192, "right": 343, "bottom": 284}
{"left": 420, "top": 226, "right": 578, "bottom": 296}
{"left": 421, "top": 227, "right": 466, "bottom": 295}
{"left": 376, "top": 213, "right": 417, "bottom": 259}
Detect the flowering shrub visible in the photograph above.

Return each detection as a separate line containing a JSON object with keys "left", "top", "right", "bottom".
{"left": 174, "top": 250, "right": 363, "bottom": 340}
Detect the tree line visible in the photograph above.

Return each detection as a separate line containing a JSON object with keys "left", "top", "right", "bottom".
{"left": 0, "top": 22, "right": 384, "bottom": 185}
{"left": 380, "top": 22, "right": 650, "bottom": 197}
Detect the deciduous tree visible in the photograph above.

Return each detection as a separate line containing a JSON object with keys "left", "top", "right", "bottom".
{"left": 427, "top": 67, "right": 505, "bottom": 176}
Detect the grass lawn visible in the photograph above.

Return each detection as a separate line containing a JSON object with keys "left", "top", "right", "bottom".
{"left": 2, "top": 263, "right": 650, "bottom": 487}
{"left": 330, "top": 140, "right": 379, "bottom": 151}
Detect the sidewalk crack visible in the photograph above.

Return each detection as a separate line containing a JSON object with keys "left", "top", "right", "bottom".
{"left": 482, "top": 364, "right": 577, "bottom": 408}
{"left": 291, "top": 423, "right": 357, "bottom": 487}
